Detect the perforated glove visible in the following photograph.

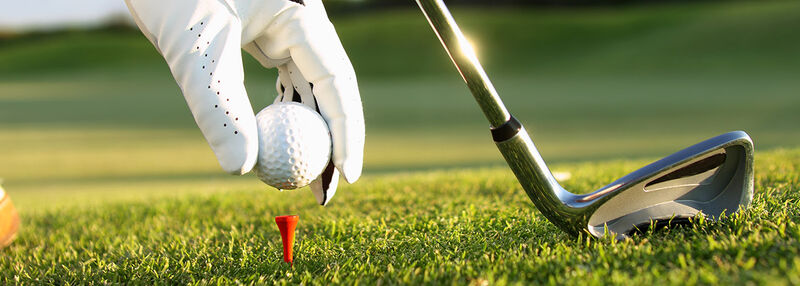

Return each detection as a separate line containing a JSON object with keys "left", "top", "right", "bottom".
{"left": 125, "top": 0, "right": 364, "bottom": 205}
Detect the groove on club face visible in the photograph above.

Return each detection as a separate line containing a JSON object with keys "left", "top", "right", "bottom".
{"left": 417, "top": 0, "right": 755, "bottom": 238}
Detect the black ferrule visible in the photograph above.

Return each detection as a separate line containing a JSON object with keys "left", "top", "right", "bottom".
{"left": 491, "top": 116, "right": 522, "bottom": 142}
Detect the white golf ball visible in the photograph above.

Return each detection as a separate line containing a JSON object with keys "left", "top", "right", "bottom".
{"left": 254, "top": 102, "right": 331, "bottom": 189}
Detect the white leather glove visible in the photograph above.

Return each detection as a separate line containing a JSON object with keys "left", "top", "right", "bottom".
{"left": 125, "top": 0, "right": 365, "bottom": 205}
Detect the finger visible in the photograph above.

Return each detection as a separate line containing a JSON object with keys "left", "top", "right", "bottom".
{"left": 310, "top": 160, "right": 339, "bottom": 206}
{"left": 275, "top": 61, "right": 317, "bottom": 109}
{"left": 284, "top": 61, "right": 317, "bottom": 106}
{"left": 254, "top": 0, "right": 364, "bottom": 182}
{"left": 276, "top": 65, "right": 295, "bottom": 102}
{"left": 126, "top": 0, "right": 258, "bottom": 175}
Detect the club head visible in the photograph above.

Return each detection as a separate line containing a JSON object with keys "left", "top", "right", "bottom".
{"left": 580, "top": 131, "right": 755, "bottom": 238}
{"left": 497, "top": 128, "right": 754, "bottom": 239}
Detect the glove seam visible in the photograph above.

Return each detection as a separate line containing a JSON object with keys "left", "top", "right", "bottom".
{"left": 252, "top": 41, "right": 291, "bottom": 67}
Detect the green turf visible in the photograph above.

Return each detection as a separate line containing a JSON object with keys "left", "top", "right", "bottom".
{"left": 1, "top": 0, "right": 799, "bottom": 283}
{"left": 1, "top": 148, "right": 799, "bottom": 284}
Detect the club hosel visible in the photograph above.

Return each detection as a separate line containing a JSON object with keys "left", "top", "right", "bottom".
{"left": 492, "top": 117, "right": 586, "bottom": 235}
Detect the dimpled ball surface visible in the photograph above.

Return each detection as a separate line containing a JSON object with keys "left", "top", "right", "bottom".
{"left": 254, "top": 102, "right": 331, "bottom": 190}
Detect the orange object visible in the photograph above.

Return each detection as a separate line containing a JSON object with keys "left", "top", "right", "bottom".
{"left": 0, "top": 190, "right": 20, "bottom": 249}
{"left": 275, "top": 215, "right": 299, "bottom": 265}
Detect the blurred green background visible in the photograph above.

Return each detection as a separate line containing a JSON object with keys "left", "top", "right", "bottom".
{"left": 1, "top": 0, "right": 798, "bottom": 211}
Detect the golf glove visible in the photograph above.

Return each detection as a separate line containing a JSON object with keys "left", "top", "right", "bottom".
{"left": 125, "top": 0, "right": 364, "bottom": 205}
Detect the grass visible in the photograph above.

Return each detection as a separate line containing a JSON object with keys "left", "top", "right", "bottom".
{"left": 1, "top": 148, "right": 799, "bottom": 284}
{"left": 0, "top": 0, "right": 799, "bottom": 283}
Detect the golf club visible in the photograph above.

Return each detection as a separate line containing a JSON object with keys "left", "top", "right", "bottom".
{"left": 415, "top": 0, "right": 755, "bottom": 238}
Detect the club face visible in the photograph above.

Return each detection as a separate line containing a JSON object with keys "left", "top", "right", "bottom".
{"left": 583, "top": 131, "right": 754, "bottom": 238}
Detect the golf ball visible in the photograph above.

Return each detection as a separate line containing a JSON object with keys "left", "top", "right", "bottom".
{"left": 254, "top": 102, "right": 331, "bottom": 189}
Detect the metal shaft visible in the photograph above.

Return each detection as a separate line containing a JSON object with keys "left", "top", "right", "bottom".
{"left": 415, "top": 0, "right": 510, "bottom": 128}
{"left": 416, "top": 0, "right": 580, "bottom": 234}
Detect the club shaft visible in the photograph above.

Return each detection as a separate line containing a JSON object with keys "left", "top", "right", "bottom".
{"left": 415, "top": 0, "right": 510, "bottom": 128}
{"left": 416, "top": 0, "right": 582, "bottom": 235}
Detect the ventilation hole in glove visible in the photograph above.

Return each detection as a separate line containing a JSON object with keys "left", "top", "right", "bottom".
{"left": 198, "top": 34, "right": 201, "bottom": 37}
{"left": 226, "top": 98, "right": 229, "bottom": 101}
{"left": 216, "top": 91, "right": 220, "bottom": 95}
{"left": 196, "top": 46, "right": 199, "bottom": 50}
{"left": 205, "top": 54, "right": 208, "bottom": 57}
{"left": 235, "top": 117, "right": 238, "bottom": 121}
{"left": 208, "top": 85, "right": 211, "bottom": 89}
{"left": 202, "top": 66, "right": 205, "bottom": 69}
{"left": 217, "top": 80, "right": 220, "bottom": 83}
{"left": 206, "top": 42, "right": 210, "bottom": 45}
{"left": 234, "top": 131, "right": 238, "bottom": 134}
{"left": 223, "top": 123, "right": 227, "bottom": 127}
{"left": 212, "top": 60, "right": 216, "bottom": 63}
{"left": 214, "top": 105, "right": 218, "bottom": 108}
{"left": 210, "top": 72, "right": 213, "bottom": 76}
{"left": 225, "top": 111, "right": 229, "bottom": 115}
{"left": 201, "top": 22, "right": 204, "bottom": 25}
{"left": 190, "top": 27, "right": 193, "bottom": 31}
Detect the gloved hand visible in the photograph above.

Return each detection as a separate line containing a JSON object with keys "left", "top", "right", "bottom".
{"left": 124, "top": 0, "right": 365, "bottom": 205}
